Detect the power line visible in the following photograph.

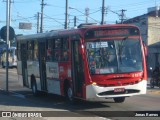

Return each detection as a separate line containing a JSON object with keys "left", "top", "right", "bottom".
{"left": 44, "top": 14, "right": 64, "bottom": 26}
{"left": 90, "top": 9, "right": 101, "bottom": 15}
{"left": 69, "top": 7, "right": 100, "bottom": 23}
{"left": 12, "top": 16, "right": 35, "bottom": 21}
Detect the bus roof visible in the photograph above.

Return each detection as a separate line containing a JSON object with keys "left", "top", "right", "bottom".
{"left": 16, "top": 24, "right": 139, "bottom": 41}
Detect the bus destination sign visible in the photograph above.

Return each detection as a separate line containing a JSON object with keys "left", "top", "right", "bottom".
{"left": 85, "top": 28, "right": 139, "bottom": 39}
{"left": 94, "top": 29, "right": 129, "bottom": 37}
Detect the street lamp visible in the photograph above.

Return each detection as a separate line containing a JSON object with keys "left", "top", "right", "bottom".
{"left": 69, "top": 7, "right": 99, "bottom": 23}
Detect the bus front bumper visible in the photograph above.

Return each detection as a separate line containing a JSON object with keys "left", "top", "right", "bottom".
{"left": 86, "top": 80, "right": 147, "bottom": 101}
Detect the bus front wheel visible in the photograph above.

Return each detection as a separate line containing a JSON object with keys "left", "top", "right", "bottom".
{"left": 113, "top": 97, "right": 125, "bottom": 103}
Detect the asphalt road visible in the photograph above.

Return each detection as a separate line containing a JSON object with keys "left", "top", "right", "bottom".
{"left": 0, "top": 68, "right": 160, "bottom": 120}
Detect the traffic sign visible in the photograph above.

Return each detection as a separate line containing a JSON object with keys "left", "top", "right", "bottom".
{"left": 0, "top": 26, "right": 15, "bottom": 40}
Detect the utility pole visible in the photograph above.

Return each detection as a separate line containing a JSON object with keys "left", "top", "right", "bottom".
{"left": 3, "top": 0, "right": 13, "bottom": 47}
{"left": 85, "top": 7, "right": 89, "bottom": 23}
{"left": 65, "top": 0, "right": 68, "bottom": 29}
{"left": 120, "top": 9, "right": 126, "bottom": 24}
{"left": 40, "top": 0, "right": 45, "bottom": 33}
{"left": 37, "top": 12, "right": 40, "bottom": 33}
{"left": 3, "top": 0, "right": 11, "bottom": 92}
{"left": 9, "top": 0, "right": 11, "bottom": 26}
{"left": 101, "top": 0, "right": 105, "bottom": 25}
{"left": 74, "top": 16, "right": 77, "bottom": 27}
{"left": 8, "top": 0, "right": 12, "bottom": 48}
{"left": 155, "top": 0, "right": 159, "bottom": 17}
{"left": 6, "top": 0, "right": 10, "bottom": 92}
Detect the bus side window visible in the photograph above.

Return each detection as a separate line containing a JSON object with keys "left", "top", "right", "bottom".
{"left": 46, "top": 39, "right": 53, "bottom": 61}
{"left": 62, "top": 37, "right": 69, "bottom": 61}
{"left": 55, "top": 38, "right": 61, "bottom": 49}
{"left": 63, "top": 38, "right": 69, "bottom": 49}
{"left": 34, "top": 40, "right": 38, "bottom": 60}
{"left": 53, "top": 38, "right": 62, "bottom": 61}
{"left": 52, "top": 37, "right": 69, "bottom": 62}
{"left": 54, "top": 50, "right": 61, "bottom": 61}
{"left": 62, "top": 50, "right": 68, "bottom": 61}
{"left": 27, "top": 41, "right": 34, "bottom": 61}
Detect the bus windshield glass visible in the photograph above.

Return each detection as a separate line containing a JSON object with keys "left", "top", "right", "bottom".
{"left": 86, "top": 38, "right": 143, "bottom": 74}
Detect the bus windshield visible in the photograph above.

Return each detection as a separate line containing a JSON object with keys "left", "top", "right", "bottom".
{"left": 86, "top": 38, "right": 143, "bottom": 74}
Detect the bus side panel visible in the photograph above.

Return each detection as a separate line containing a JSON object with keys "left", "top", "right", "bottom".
{"left": 59, "top": 62, "right": 72, "bottom": 96}
{"left": 47, "top": 79, "right": 61, "bottom": 95}
{"left": 17, "top": 61, "right": 24, "bottom": 86}
{"left": 27, "top": 61, "right": 40, "bottom": 89}
{"left": 27, "top": 61, "right": 40, "bottom": 77}
{"left": 17, "top": 61, "right": 22, "bottom": 75}
{"left": 18, "top": 75, "right": 23, "bottom": 86}
{"left": 45, "top": 62, "right": 72, "bottom": 95}
{"left": 36, "top": 78, "right": 41, "bottom": 91}
{"left": 46, "top": 62, "right": 61, "bottom": 95}
{"left": 46, "top": 62, "right": 59, "bottom": 78}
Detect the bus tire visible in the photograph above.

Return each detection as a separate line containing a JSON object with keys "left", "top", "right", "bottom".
{"left": 31, "top": 76, "right": 38, "bottom": 96}
{"left": 114, "top": 97, "right": 125, "bottom": 103}
{"left": 64, "top": 81, "right": 75, "bottom": 104}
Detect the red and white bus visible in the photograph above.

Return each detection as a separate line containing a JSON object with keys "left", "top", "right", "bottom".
{"left": 16, "top": 24, "right": 147, "bottom": 103}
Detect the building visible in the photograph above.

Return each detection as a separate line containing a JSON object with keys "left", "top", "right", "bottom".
{"left": 124, "top": 7, "right": 160, "bottom": 73}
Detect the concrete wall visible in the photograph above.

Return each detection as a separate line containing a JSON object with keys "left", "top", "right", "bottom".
{"left": 148, "top": 17, "right": 160, "bottom": 46}
{"left": 147, "top": 17, "right": 160, "bottom": 69}
{"left": 124, "top": 15, "right": 160, "bottom": 72}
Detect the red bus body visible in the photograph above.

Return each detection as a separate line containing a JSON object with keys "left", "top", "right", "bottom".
{"left": 16, "top": 24, "right": 147, "bottom": 103}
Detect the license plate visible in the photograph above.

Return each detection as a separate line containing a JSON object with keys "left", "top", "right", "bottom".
{"left": 114, "top": 88, "right": 125, "bottom": 92}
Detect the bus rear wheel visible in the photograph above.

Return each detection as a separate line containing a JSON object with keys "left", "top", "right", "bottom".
{"left": 114, "top": 97, "right": 125, "bottom": 103}
{"left": 31, "top": 77, "right": 38, "bottom": 96}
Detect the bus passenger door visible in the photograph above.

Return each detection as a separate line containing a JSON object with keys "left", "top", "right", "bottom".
{"left": 71, "top": 39, "right": 84, "bottom": 97}
{"left": 39, "top": 41, "right": 47, "bottom": 91}
{"left": 21, "top": 43, "right": 29, "bottom": 87}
